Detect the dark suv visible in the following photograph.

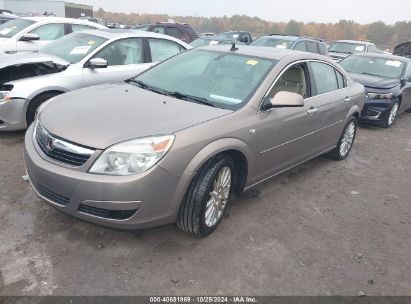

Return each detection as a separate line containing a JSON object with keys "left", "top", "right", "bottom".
{"left": 218, "top": 31, "right": 253, "bottom": 44}
{"left": 251, "top": 34, "right": 328, "bottom": 56}
{"left": 147, "top": 22, "right": 199, "bottom": 43}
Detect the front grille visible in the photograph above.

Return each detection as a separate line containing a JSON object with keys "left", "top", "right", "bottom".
{"left": 78, "top": 204, "right": 138, "bottom": 220}
{"left": 37, "top": 184, "right": 70, "bottom": 206}
{"left": 35, "top": 121, "right": 94, "bottom": 167}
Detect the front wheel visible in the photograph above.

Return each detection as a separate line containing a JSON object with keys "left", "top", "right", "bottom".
{"left": 327, "top": 117, "right": 357, "bottom": 161}
{"left": 177, "top": 155, "right": 235, "bottom": 237}
{"left": 384, "top": 102, "right": 399, "bottom": 128}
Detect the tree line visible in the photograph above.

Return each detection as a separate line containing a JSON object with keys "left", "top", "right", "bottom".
{"left": 95, "top": 8, "right": 411, "bottom": 49}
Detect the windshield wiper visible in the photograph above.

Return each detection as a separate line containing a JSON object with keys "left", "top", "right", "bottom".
{"left": 126, "top": 79, "right": 168, "bottom": 95}
{"left": 126, "top": 80, "right": 215, "bottom": 107}
{"left": 361, "top": 72, "right": 380, "bottom": 77}
{"left": 165, "top": 91, "right": 215, "bottom": 107}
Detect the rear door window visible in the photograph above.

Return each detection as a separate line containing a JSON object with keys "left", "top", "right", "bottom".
{"left": 309, "top": 61, "right": 340, "bottom": 95}
{"left": 306, "top": 41, "right": 319, "bottom": 54}
{"left": 29, "top": 23, "right": 65, "bottom": 40}
{"left": 294, "top": 41, "right": 307, "bottom": 52}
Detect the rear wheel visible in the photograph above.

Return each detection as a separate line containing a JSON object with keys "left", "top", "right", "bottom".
{"left": 327, "top": 117, "right": 357, "bottom": 161}
{"left": 384, "top": 102, "right": 399, "bottom": 128}
{"left": 177, "top": 155, "right": 235, "bottom": 237}
{"left": 26, "top": 92, "right": 61, "bottom": 127}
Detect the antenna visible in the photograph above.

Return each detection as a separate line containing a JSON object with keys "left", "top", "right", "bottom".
{"left": 230, "top": 42, "right": 238, "bottom": 52}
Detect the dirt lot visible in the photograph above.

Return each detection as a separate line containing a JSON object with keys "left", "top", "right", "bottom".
{"left": 0, "top": 114, "right": 410, "bottom": 296}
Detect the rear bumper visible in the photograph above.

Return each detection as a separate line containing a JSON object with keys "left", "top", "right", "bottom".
{"left": 0, "top": 98, "right": 28, "bottom": 131}
{"left": 24, "top": 124, "right": 192, "bottom": 230}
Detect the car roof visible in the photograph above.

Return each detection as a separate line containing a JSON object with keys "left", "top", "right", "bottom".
{"left": 334, "top": 40, "right": 372, "bottom": 45}
{"left": 76, "top": 29, "right": 192, "bottom": 47}
{"left": 24, "top": 16, "right": 105, "bottom": 27}
{"left": 259, "top": 35, "right": 300, "bottom": 41}
{"left": 197, "top": 45, "right": 327, "bottom": 61}
{"left": 349, "top": 52, "right": 410, "bottom": 62}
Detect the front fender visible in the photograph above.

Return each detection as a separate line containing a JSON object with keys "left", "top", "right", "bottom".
{"left": 163, "top": 138, "right": 255, "bottom": 221}
{"left": 182, "top": 137, "right": 254, "bottom": 175}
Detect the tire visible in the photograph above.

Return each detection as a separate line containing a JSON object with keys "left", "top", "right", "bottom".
{"left": 383, "top": 102, "right": 399, "bottom": 128}
{"left": 26, "top": 92, "right": 61, "bottom": 127}
{"left": 177, "top": 155, "right": 235, "bottom": 237}
{"left": 327, "top": 117, "right": 358, "bottom": 161}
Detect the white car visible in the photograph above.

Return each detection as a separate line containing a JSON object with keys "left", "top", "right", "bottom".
{"left": 0, "top": 17, "right": 106, "bottom": 53}
{"left": 0, "top": 29, "right": 192, "bottom": 131}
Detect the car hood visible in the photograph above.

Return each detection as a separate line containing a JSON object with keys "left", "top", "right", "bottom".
{"left": 40, "top": 83, "right": 233, "bottom": 150}
{"left": 0, "top": 51, "right": 69, "bottom": 69}
{"left": 348, "top": 73, "right": 400, "bottom": 90}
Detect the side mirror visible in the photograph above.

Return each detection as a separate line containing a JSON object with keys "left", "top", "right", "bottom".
{"left": 88, "top": 58, "right": 108, "bottom": 69}
{"left": 270, "top": 91, "right": 305, "bottom": 108}
{"left": 19, "top": 33, "right": 40, "bottom": 41}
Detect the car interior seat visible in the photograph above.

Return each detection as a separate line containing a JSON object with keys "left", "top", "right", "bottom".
{"left": 269, "top": 65, "right": 306, "bottom": 99}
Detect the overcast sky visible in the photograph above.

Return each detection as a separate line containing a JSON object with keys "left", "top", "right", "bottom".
{"left": 79, "top": 0, "right": 409, "bottom": 24}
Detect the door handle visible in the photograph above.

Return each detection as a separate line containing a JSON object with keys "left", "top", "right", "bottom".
{"left": 307, "top": 107, "right": 319, "bottom": 115}
{"left": 344, "top": 97, "right": 351, "bottom": 103}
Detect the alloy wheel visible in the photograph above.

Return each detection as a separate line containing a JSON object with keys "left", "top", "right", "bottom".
{"left": 340, "top": 121, "right": 356, "bottom": 157}
{"left": 388, "top": 103, "right": 399, "bottom": 126}
{"left": 205, "top": 166, "right": 232, "bottom": 228}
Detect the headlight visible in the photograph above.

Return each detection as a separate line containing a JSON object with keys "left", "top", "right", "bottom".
{"left": 366, "top": 92, "right": 394, "bottom": 100}
{"left": 89, "top": 135, "right": 175, "bottom": 176}
{"left": 0, "top": 85, "right": 13, "bottom": 102}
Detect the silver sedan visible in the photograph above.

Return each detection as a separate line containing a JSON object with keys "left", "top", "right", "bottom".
{"left": 0, "top": 29, "right": 191, "bottom": 131}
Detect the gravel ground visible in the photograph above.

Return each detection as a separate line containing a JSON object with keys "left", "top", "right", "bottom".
{"left": 0, "top": 114, "right": 410, "bottom": 296}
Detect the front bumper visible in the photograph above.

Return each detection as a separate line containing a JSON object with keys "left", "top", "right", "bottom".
{"left": 0, "top": 98, "right": 28, "bottom": 131}
{"left": 359, "top": 100, "right": 394, "bottom": 123}
{"left": 24, "top": 124, "right": 191, "bottom": 230}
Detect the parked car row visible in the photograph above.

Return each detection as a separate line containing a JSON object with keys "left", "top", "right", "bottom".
{"left": 0, "top": 16, "right": 106, "bottom": 53}
{"left": 1, "top": 16, "right": 410, "bottom": 237}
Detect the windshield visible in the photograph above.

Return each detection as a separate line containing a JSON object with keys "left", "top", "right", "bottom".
{"left": 218, "top": 32, "right": 241, "bottom": 40}
{"left": 0, "top": 19, "right": 34, "bottom": 38}
{"left": 340, "top": 56, "right": 406, "bottom": 79}
{"left": 40, "top": 32, "right": 107, "bottom": 64}
{"left": 190, "top": 38, "right": 219, "bottom": 47}
{"left": 329, "top": 42, "right": 366, "bottom": 54}
{"left": 251, "top": 37, "right": 293, "bottom": 49}
{"left": 131, "top": 50, "right": 275, "bottom": 110}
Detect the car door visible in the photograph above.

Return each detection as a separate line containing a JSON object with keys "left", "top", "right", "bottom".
{"left": 82, "top": 37, "right": 152, "bottom": 87}
{"left": 16, "top": 23, "right": 66, "bottom": 52}
{"left": 147, "top": 38, "right": 186, "bottom": 64}
{"left": 306, "top": 61, "right": 352, "bottom": 152}
{"left": 255, "top": 62, "right": 321, "bottom": 181}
